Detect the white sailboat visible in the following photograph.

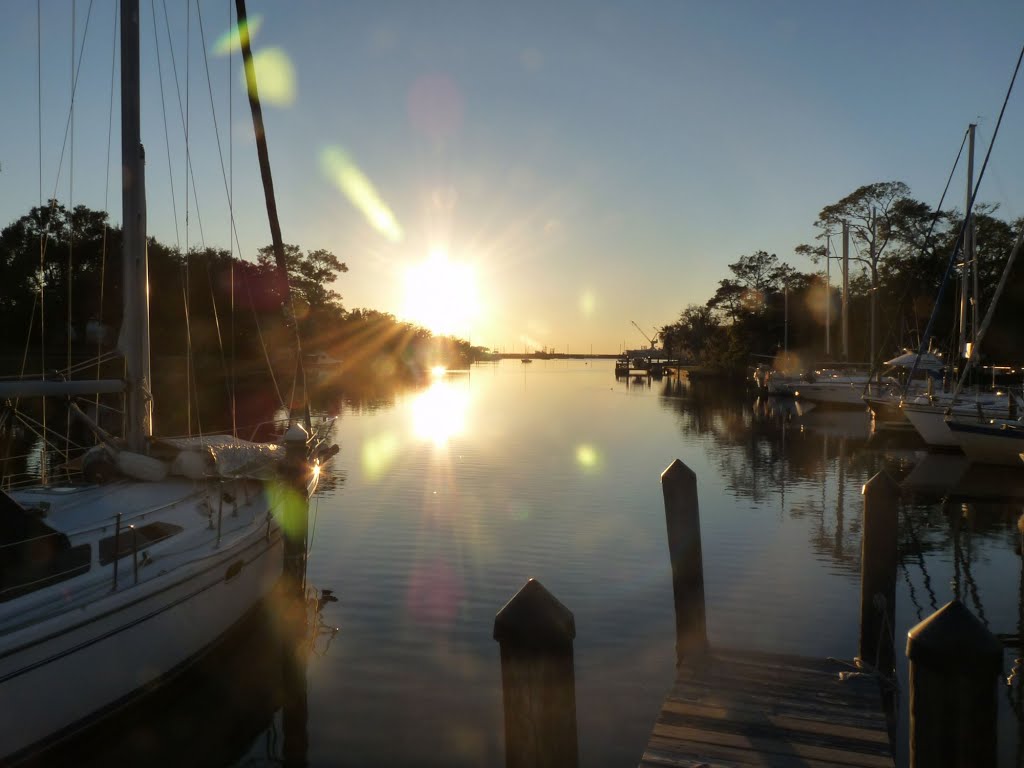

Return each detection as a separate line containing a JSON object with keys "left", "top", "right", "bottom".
{"left": 0, "top": 2, "right": 335, "bottom": 761}
{"left": 945, "top": 415, "right": 1024, "bottom": 466}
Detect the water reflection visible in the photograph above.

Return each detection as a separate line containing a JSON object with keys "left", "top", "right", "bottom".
{"left": 655, "top": 374, "right": 1024, "bottom": 766}
{"left": 25, "top": 361, "right": 1024, "bottom": 765}
{"left": 23, "top": 575, "right": 339, "bottom": 768}
{"left": 411, "top": 376, "right": 470, "bottom": 447}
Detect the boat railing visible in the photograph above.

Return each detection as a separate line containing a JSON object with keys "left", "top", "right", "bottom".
{"left": 0, "top": 476, "right": 288, "bottom": 603}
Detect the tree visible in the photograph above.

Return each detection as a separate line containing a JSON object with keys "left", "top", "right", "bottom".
{"left": 661, "top": 304, "right": 721, "bottom": 364}
{"left": 801, "top": 181, "right": 911, "bottom": 364}
{"left": 256, "top": 244, "right": 348, "bottom": 312}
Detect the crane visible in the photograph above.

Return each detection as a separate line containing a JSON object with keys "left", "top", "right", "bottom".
{"left": 630, "top": 320, "right": 657, "bottom": 349}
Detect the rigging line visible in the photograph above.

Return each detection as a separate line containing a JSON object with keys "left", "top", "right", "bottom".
{"left": 185, "top": 0, "right": 193, "bottom": 436}
{"left": 193, "top": 1, "right": 237, "bottom": 404}
{"left": 906, "top": 43, "right": 1024, "bottom": 387}
{"left": 66, "top": 0, "right": 76, "bottom": 480}
{"left": 953, "top": 218, "right": 1024, "bottom": 397}
{"left": 36, "top": 0, "right": 45, "bottom": 483}
{"left": 97, "top": 0, "right": 118, "bottom": 415}
{"left": 960, "top": 518, "right": 990, "bottom": 628}
{"left": 229, "top": 0, "right": 236, "bottom": 437}
{"left": 867, "top": 128, "right": 968, "bottom": 379}
{"left": 242, "top": 275, "right": 285, "bottom": 408}
{"left": 157, "top": 0, "right": 208, "bottom": 248}
{"left": 899, "top": 559, "right": 924, "bottom": 622}
{"left": 43, "top": 0, "right": 95, "bottom": 210}
{"left": 904, "top": 505, "right": 940, "bottom": 611}
{"left": 150, "top": 0, "right": 182, "bottom": 249}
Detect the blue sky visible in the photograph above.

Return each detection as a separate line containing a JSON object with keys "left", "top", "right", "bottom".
{"left": 2, "top": 1, "right": 1023, "bottom": 353}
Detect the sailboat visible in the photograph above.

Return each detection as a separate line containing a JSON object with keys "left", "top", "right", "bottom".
{"left": 0, "top": 2, "right": 336, "bottom": 761}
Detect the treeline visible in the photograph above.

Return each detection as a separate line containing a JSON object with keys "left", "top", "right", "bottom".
{"left": 660, "top": 181, "right": 1024, "bottom": 375}
{"left": 0, "top": 201, "right": 483, "bottom": 381}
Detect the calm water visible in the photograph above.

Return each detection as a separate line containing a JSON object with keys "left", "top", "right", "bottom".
{"left": 40, "top": 359, "right": 1024, "bottom": 766}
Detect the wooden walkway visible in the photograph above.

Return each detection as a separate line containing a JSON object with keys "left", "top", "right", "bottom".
{"left": 640, "top": 648, "right": 895, "bottom": 768}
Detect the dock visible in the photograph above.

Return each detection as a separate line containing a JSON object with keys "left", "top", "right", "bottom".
{"left": 640, "top": 648, "right": 894, "bottom": 768}
{"left": 640, "top": 460, "right": 896, "bottom": 768}
{"left": 491, "top": 461, "right": 1003, "bottom": 768}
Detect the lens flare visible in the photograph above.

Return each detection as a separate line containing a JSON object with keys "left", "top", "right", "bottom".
{"left": 576, "top": 444, "right": 602, "bottom": 472}
{"left": 321, "top": 146, "right": 403, "bottom": 243}
{"left": 579, "top": 290, "right": 596, "bottom": 316}
{"left": 242, "top": 48, "right": 296, "bottom": 106}
{"left": 362, "top": 431, "right": 400, "bottom": 482}
{"left": 267, "top": 480, "right": 308, "bottom": 538}
{"left": 213, "top": 15, "right": 263, "bottom": 56}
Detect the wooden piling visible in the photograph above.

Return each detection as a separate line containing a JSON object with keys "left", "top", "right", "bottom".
{"left": 906, "top": 599, "right": 1003, "bottom": 768}
{"left": 859, "top": 470, "right": 900, "bottom": 675}
{"left": 493, "top": 578, "right": 578, "bottom": 768}
{"left": 661, "top": 459, "right": 707, "bottom": 665}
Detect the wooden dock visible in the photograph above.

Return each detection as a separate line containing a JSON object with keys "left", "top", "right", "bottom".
{"left": 492, "top": 460, "right": 999, "bottom": 768}
{"left": 640, "top": 648, "right": 894, "bottom": 767}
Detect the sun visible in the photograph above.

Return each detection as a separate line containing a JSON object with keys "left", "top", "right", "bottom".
{"left": 401, "top": 250, "right": 480, "bottom": 336}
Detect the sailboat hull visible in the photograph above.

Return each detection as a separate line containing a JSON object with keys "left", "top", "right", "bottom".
{"left": 0, "top": 525, "right": 283, "bottom": 762}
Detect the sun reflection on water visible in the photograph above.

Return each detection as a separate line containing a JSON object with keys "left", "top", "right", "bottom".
{"left": 411, "top": 377, "right": 470, "bottom": 447}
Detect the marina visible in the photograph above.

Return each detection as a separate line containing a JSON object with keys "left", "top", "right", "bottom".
{"left": 3, "top": 1, "right": 1024, "bottom": 763}
{"left": 3, "top": 360, "right": 1021, "bottom": 765}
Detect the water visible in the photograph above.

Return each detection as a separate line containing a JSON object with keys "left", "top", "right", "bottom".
{"left": 34, "top": 359, "right": 1024, "bottom": 766}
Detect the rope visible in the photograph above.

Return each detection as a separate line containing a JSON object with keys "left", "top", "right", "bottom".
{"left": 150, "top": 0, "right": 182, "bottom": 249}
{"left": 66, "top": 0, "right": 76, "bottom": 480}
{"left": 229, "top": 0, "right": 236, "bottom": 437}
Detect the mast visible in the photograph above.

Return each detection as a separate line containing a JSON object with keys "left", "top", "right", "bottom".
{"left": 958, "top": 123, "right": 976, "bottom": 360}
{"left": 235, "top": 0, "right": 307, "bottom": 423}
{"left": 825, "top": 233, "right": 831, "bottom": 357}
{"left": 120, "top": 0, "right": 152, "bottom": 451}
{"left": 841, "top": 221, "right": 849, "bottom": 361}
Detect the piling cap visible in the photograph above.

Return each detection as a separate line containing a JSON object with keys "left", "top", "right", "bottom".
{"left": 906, "top": 599, "right": 1003, "bottom": 674}
{"left": 493, "top": 578, "right": 575, "bottom": 649}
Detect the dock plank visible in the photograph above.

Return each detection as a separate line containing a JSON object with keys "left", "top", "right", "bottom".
{"left": 640, "top": 648, "right": 894, "bottom": 768}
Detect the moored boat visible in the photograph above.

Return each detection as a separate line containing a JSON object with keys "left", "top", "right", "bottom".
{"left": 0, "top": 2, "right": 337, "bottom": 761}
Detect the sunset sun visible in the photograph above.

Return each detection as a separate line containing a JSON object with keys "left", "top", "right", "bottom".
{"left": 401, "top": 250, "right": 480, "bottom": 337}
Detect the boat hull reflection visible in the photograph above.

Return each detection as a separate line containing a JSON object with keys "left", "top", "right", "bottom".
{"left": 20, "top": 577, "right": 311, "bottom": 768}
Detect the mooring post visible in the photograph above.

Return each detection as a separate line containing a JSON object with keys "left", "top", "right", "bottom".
{"left": 281, "top": 423, "right": 310, "bottom": 585}
{"left": 859, "top": 470, "right": 899, "bottom": 675}
{"left": 906, "top": 599, "right": 1002, "bottom": 768}
{"left": 493, "top": 578, "right": 578, "bottom": 768}
{"left": 661, "top": 459, "right": 707, "bottom": 665}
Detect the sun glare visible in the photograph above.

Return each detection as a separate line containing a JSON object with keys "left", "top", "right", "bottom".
{"left": 402, "top": 250, "right": 479, "bottom": 337}
{"left": 411, "top": 379, "right": 469, "bottom": 447}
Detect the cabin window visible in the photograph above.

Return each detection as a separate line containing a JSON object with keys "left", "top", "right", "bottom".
{"left": 98, "top": 521, "right": 184, "bottom": 566}
{"left": 0, "top": 491, "right": 91, "bottom": 603}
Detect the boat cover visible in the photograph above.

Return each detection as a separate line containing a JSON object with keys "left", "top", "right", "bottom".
{"left": 883, "top": 352, "right": 944, "bottom": 371}
{"left": 156, "top": 435, "right": 284, "bottom": 479}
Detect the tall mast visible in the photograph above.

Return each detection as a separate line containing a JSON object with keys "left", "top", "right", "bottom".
{"left": 235, "top": 0, "right": 307, "bottom": 421}
{"left": 120, "top": 0, "right": 152, "bottom": 451}
{"left": 824, "top": 233, "right": 831, "bottom": 357}
{"left": 958, "top": 123, "right": 976, "bottom": 360}
{"left": 841, "top": 222, "right": 849, "bottom": 361}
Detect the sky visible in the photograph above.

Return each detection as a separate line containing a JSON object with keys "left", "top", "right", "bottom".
{"left": 2, "top": 1, "right": 1024, "bottom": 355}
